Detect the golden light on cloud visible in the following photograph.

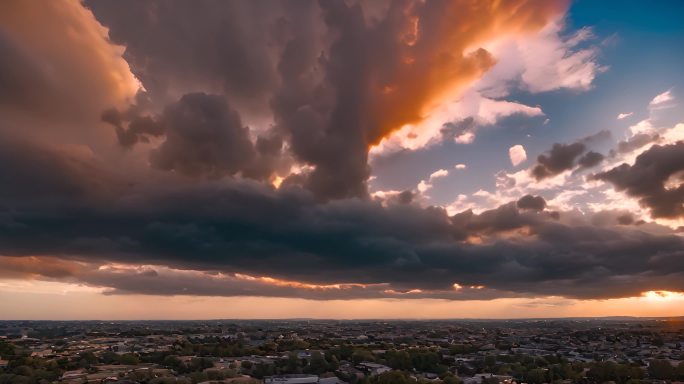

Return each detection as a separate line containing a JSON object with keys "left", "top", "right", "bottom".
{"left": 271, "top": 175, "right": 284, "bottom": 189}
{"left": 0, "top": 0, "right": 141, "bottom": 118}
{"left": 642, "top": 290, "right": 684, "bottom": 301}
{"left": 234, "top": 273, "right": 369, "bottom": 291}
{"left": 364, "top": 0, "right": 568, "bottom": 148}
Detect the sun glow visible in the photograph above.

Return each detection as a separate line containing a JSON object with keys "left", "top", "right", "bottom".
{"left": 642, "top": 290, "right": 684, "bottom": 301}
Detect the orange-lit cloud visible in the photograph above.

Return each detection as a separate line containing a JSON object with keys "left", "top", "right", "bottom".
{"left": 363, "top": 0, "right": 568, "bottom": 147}
{"left": 0, "top": 0, "right": 139, "bottom": 122}
{"left": 234, "top": 273, "right": 369, "bottom": 291}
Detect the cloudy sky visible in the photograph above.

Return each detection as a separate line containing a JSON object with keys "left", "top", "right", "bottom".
{"left": 1, "top": 0, "right": 684, "bottom": 320}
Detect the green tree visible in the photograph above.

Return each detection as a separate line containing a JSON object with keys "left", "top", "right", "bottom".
{"left": 352, "top": 350, "right": 375, "bottom": 364}
{"left": 117, "top": 353, "right": 140, "bottom": 365}
{"left": 163, "top": 355, "right": 182, "bottom": 369}
{"left": 253, "top": 363, "right": 274, "bottom": 379}
{"left": 308, "top": 351, "right": 328, "bottom": 375}
{"left": 386, "top": 350, "right": 412, "bottom": 370}
{"left": 525, "top": 368, "right": 548, "bottom": 384}
{"left": 328, "top": 355, "right": 340, "bottom": 371}
{"left": 648, "top": 359, "right": 674, "bottom": 380}
{"left": 285, "top": 352, "right": 300, "bottom": 373}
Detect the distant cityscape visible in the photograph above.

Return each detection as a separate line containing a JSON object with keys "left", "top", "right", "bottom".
{"left": 1, "top": 318, "right": 683, "bottom": 384}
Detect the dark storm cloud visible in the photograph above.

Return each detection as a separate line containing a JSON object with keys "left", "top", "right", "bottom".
{"left": 1, "top": 140, "right": 684, "bottom": 300}
{"left": 594, "top": 141, "right": 684, "bottom": 219}
{"left": 532, "top": 142, "right": 586, "bottom": 180}
{"left": 531, "top": 131, "right": 610, "bottom": 180}
{"left": 0, "top": 133, "right": 120, "bottom": 206}
{"left": 102, "top": 92, "right": 289, "bottom": 180}
{"left": 149, "top": 93, "right": 257, "bottom": 177}
{"left": 617, "top": 133, "right": 659, "bottom": 154}
{"left": 84, "top": 0, "right": 285, "bottom": 111}
{"left": 516, "top": 195, "right": 547, "bottom": 211}
{"left": 577, "top": 151, "right": 604, "bottom": 169}
{"left": 4, "top": 0, "right": 683, "bottom": 303}
{"left": 0, "top": 31, "right": 56, "bottom": 117}
{"left": 87, "top": 0, "right": 566, "bottom": 200}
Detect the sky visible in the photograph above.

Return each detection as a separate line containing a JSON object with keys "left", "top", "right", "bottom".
{"left": 1, "top": 0, "right": 684, "bottom": 320}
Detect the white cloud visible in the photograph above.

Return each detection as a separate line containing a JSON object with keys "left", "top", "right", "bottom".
{"left": 477, "top": 23, "right": 605, "bottom": 95}
{"left": 617, "top": 112, "right": 633, "bottom": 120}
{"left": 441, "top": 93, "right": 684, "bottom": 230}
{"left": 417, "top": 180, "right": 431, "bottom": 193}
{"left": 661, "top": 123, "right": 684, "bottom": 144}
{"left": 650, "top": 90, "right": 674, "bottom": 107}
{"left": 417, "top": 168, "right": 450, "bottom": 195}
{"left": 429, "top": 169, "right": 449, "bottom": 181}
{"left": 629, "top": 119, "right": 655, "bottom": 136}
{"left": 370, "top": 92, "right": 542, "bottom": 154}
{"left": 370, "top": 18, "right": 603, "bottom": 157}
{"left": 454, "top": 164, "right": 467, "bottom": 170}
{"left": 454, "top": 130, "right": 476, "bottom": 144}
{"left": 508, "top": 145, "right": 527, "bottom": 167}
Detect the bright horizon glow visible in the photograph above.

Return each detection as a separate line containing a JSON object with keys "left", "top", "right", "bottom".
{"left": 1, "top": 279, "right": 684, "bottom": 320}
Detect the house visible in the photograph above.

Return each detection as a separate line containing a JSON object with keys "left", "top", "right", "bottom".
{"left": 356, "top": 362, "right": 392, "bottom": 376}
{"left": 264, "top": 374, "right": 320, "bottom": 384}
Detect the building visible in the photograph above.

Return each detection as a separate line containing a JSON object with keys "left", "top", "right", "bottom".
{"left": 356, "top": 362, "right": 392, "bottom": 376}
{"left": 264, "top": 374, "right": 320, "bottom": 384}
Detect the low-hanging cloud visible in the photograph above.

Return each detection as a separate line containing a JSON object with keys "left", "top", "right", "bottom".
{"left": 1, "top": 138, "right": 684, "bottom": 301}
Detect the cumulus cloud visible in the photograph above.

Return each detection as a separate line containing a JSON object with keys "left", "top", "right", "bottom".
{"left": 0, "top": 0, "right": 139, "bottom": 116}
{"left": 509, "top": 144, "right": 528, "bottom": 166}
{"left": 577, "top": 151, "right": 605, "bottom": 169}
{"left": 0, "top": 157, "right": 683, "bottom": 299}
{"left": 448, "top": 94, "right": 684, "bottom": 235}
{"left": 149, "top": 93, "right": 259, "bottom": 177}
{"left": 531, "top": 131, "right": 610, "bottom": 180}
{"left": 1, "top": 137, "right": 684, "bottom": 301}
{"left": 88, "top": 0, "right": 568, "bottom": 200}
{"left": 429, "top": 169, "right": 449, "bottom": 180}
{"left": 0, "top": 0, "right": 140, "bottom": 153}
{"left": 417, "top": 168, "right": 449, "bottom": 193}
{"left": 617, "top": 112, "right": 633, "bottom": 120}
{"left": 532, "top": 142, "right": 586, "bottom": 180}
{"left": 371, "top": 13, "right": 605, "bottom": 155}
{"left": 5, "top": 0, "right": 680, "bottom": 305}
{"left": 616, "top": 133, "right": 660, "bottom": 154}
{"left": 101, "top": 92, "right": 291, "bottom": 181}
{"left": 594, "top": 142, "right": 684, "bottom": 219}
{"left": 516, "top": 195, "right": 547, "bottom": 211}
